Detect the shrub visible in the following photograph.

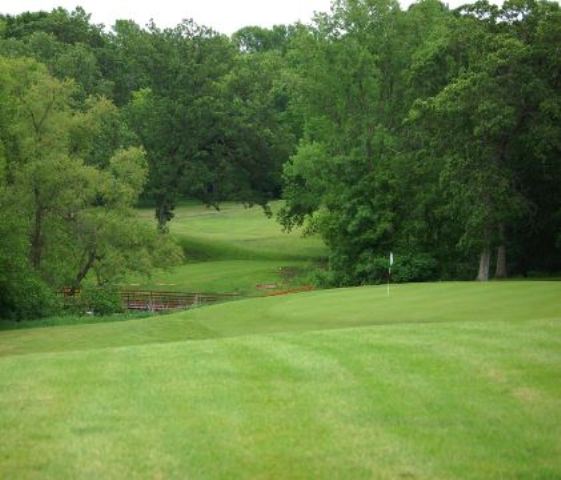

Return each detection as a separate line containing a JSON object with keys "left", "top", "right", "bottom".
{"left": 306, "top": 267, "right": 340, "bottom": 289}
{"left": 391, "top": 253, "right": 439, "bottom": 283}
{"left": 80, "top": 286, "right": 123, "bottom": 315}
{"left": 0, "top": 273, "right": 61, "bottom": 321}
{"left": 350, "top": 251, "right": 439, "bottom": 285}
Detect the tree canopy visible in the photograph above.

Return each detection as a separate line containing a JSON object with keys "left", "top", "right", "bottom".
{"left": 280, "top": 0, "right": 561, "bottom": 284}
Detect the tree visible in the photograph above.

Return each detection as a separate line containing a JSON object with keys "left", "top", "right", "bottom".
{"left": 0, "top": 56, "right": 182, "bottom": 318}
{"left": 280, "top": 0, "right": 446, "bottom": 284}
{"left": 124, "top": 20, "right": 294, "bottom": 230}
{"left": 411, "top": 0, "right": 561, "bottom": 280}
{"left": 281, "top": 0, "right": 561, "bottom": 284}
{"left": 232, "top": 25, "right": 297, "bottom": 53}
{"left": 1, "top": 9, "right": 300, "bottom": 234}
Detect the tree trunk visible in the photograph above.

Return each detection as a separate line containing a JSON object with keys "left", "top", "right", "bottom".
{"left": 73, "top": 249, "right": 97, "bottom": 291}
{"left": 156, "top": 204, "right": 168, "bottom": 232}
{"left": 495, "top": 245, "right": 507, "bottom": 279}
{"left": 476, "top": 248, "right": 491, "bottom": 281}
{"left": 155, "top": 198, "right": 174, "bottom": 233}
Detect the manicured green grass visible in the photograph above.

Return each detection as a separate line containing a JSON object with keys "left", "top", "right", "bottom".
{"left": 138, "top": 201, "right": 326, "bottom": 261}
{"left": 129, "top": 259, "right": 310, "bottom": 294}
{"left": 1, "top": 282, "right": 560, "bottom": 478}
{"left": 129, "top": 201, "right": 327, "bottom": 294}
{"left": 2, "top": 281, "right": 559, "bottom": 356}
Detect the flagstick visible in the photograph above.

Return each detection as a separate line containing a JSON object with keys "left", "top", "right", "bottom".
{"left": 387, "top": 252, "right": 393, "bottom": 297}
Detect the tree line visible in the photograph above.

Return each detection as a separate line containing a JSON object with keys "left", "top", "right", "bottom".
{"left": 280, "top": 0, "right": 561, "bottom": 285}
{"left": 0, "top": 0, "right": 560, "bottom": 318}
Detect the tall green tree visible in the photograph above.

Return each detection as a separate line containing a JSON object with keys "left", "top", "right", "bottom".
{"left": 411, "top": 0, "right": 561, "bottom": 280}
{"left": 281, "top": 0, "right": 561, "bottom": 284}
{"left": 124, "top": 20, "right": 295, "bottom": 229}
{"left": 280, "top": 0, "right": 449, "bottom": 284}
{"left": 0, "top": 56, "right": 181, "bottom": 319}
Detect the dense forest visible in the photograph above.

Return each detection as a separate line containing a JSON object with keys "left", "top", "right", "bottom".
{"left": 1, "top": 0, "right": 560, "bottom": 319}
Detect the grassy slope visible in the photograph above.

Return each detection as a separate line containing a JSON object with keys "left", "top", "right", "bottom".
{"left": 129, "top": 201, "right": 327, "bottom": 294}
{"left": 1, "top": 281, "right": 559, "bottom": 357}
{"left": 1, "top": 282, "right": 560, "bottom": 478}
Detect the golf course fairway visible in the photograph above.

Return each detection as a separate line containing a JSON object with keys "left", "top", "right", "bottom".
{"left": 1, "top": 281, "right": 560, "bottom": 478}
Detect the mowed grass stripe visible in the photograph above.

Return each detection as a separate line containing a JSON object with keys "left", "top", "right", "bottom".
{"left": 0, "top": 281, "right": 560, "bottom": 357}
{"left": 1, "top": 318, "right": 560, "bottom": 479}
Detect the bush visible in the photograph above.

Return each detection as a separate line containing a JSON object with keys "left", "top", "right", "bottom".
{"left": 79, "top": 286, "right": 123, "bottom": 315}
{"left": 0, "top": 273, "right": 61, "bottom": 321}
{"left": 304, "top": 251, "right": 440, "bottom": 288}
{"left": 305, "top": 267, "right": 340, "bottom": 289}
{"left": 353, "top": 253, "right": 390, "bottom": 285}
{"left": 391, "top": 253, "right": 439, "bottom": 283}
{"left": 349, "top": 251, "right": 439, "bottom": 285}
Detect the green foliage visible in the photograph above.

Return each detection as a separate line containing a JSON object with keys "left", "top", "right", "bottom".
{"left": 1, "top": 7, "right": 104, "bottom": 46}
{"left": 0, "top": 192, "right": 61, "bottom": 320}
{"left": 121, "top": 23, "right": 296, "bottom": 229}
{"left": 0, "top": 55, "right": 183, "bottom": 318}
{"left": 352, "top": 252, "right": 436, "bottom": 285}
{"left": 79, "top": 285, "right": 123, "bottom": 315}
{"left": 280, "top": 0, "right": 561, "bottom": 284}
{"left": 391, "top": 253, "right": 439, "bottom": 283}
{"left": 0, "top": 270, "right": 61, "bottom": 321}
{"left": 232, "top": 25, "right": 297, "bottom": 53}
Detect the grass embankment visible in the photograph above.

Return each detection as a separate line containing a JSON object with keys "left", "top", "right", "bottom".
{"left": 1, "top": 282, "right": 560, "bottom": 478}
{"left": 130, "top": 201, "right": 327, "bottom": 295}
{"left": 0, "top": 312, "right": 155, "bottom": 332}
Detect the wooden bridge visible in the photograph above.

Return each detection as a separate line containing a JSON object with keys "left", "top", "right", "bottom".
{"left": 61, "top": 284, "right": 314, "bottom": 313}
{"left": 120, "top": 290, "right": 239, "bottom": 312}
{"left": 59, "top": 288, "right": 240, "bottom": 312}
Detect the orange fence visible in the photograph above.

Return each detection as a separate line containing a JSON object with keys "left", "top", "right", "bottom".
{"left": 265, "top": 285, "right": 315, "bottom": 297}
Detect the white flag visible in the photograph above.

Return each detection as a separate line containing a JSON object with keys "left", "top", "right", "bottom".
{"left": 389, "top": 252, "right": 394, "bottom": 266}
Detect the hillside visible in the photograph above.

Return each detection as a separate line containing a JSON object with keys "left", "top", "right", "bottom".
{"left": 127, "top": 201, "right": 327, "bottom": 295}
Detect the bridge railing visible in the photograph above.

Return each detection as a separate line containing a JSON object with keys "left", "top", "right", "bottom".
{"left": 120, "top": 290, "right": 240, "bottom": 312}
{"left": 58, "top": 288, "right": 240, "bottom": 312}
